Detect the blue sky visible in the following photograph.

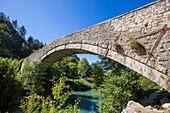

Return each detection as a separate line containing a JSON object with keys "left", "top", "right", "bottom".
{"left": 0, "top": 0, "right": 155, "bottom": 63}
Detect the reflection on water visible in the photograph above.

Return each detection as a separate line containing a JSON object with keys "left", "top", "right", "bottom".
{"left": 67, "top": 90, "right": 99, "bottom": 113}
{"left": 0, "top": 90, "right": 99, "bottom": 113}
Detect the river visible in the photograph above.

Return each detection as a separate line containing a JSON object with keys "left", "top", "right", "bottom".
{"left": 68, "top": 90, "right": 99, "bottom": 113}
{"left": 0, "top": 90, "right": 99, "bottom": 113}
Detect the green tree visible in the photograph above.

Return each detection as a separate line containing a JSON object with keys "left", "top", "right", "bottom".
{"left": 44, "top": 56, "right": 80, "bottom": 94}
{"left": 21, "top": 60, "right": 45, "bottom": 95}
{"left": 20, "top": 76, "right": 80, "bottom": 113}
{"left": 97, "top": 70, "right": 140, "bottom": 113}
{"left": 91, "top": 61, "right": 105, "bottom": 87}
{"left": 138, "top": 75, "right": 162, "bottom": 92}
{"left": 99, "top": 56, "right": 126, "bottom": 73}
{"left": 59, "top": 57, "right": 79, "bottom": 78}
{"left": 33, "top": 39, "right": 43, "bottom": 50}
{"left": 78, "top": 58, "right": 90, "bottom": 78}
{"left": 12, "top": 20, "right": 19, "bottom": 30}
{"left": 19, "top": 25, "right": 26, "bottom": 39}
{"left": 21, "top": 42, "right": 30, "bottom": 58}
{"left": 0, "top": 12, "right": 6, "bottom": 18}
{"left": 0, "top": 23, "right": 11, "bottom": 57}
{"left": 0, "top": 57, "right": 22, "bottom": 106}
{"left": 27, "top": 36, "right": 34, "bottom": 49}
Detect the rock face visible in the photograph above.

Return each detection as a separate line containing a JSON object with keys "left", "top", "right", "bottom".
{"left": 122, "top": 101, "right": 170, "bottom": 113}
{"left": 162, "top": 103, "right": 170, "bottom": 109}
{"left": 122, "top": 91, "right": 170, "bottom": 113}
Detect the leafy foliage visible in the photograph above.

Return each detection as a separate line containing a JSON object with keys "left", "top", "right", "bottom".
{"left": 91, "top": 61, "right": 105, "bottom": 87}
{"left": 95, "top": 57, "right": 163, "bottom": 113}
{"left": 0, "top": 57, "right": 22, "bottom": 106}
{"left": 20, "top": 94, "right": 40, "bottom": 113}
{"left": 112, "top": 42, "right": 121, "bottom": 51}
{"left": 21, "top": 60, "right": 45, "bottom": 95}
{"left": 78, "top": 58, "right": 91, "bottom": 77}
{"left": 56, "top": 56, "right": 79, "bottom": 78}
{"left": 99, "top": 56, "right": 126, "bottom": 72}
{"left": 97, "top": 70, "right": 140, "bottom": 113}
{"left": 20, "top": 76, "right": 80, "bottom": 113}
{"left": 49, "top": 56, "right": 91, "bottom": 79}
{"left": 0, "top": 55, "right": 164, "bottom": 112}
{"left": 128, "top": 39, "right": 144, "bottom": 53}
{"left": 19, "top": 25, "right": 26, "bottom": 39}
{"left": 0, "top": 23, "right": 11, "bottom": 57}
{"left": 139, "top": 76, "right": 162, "bottom": 91}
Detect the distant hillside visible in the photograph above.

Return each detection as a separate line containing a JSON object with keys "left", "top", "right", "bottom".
{"left": 0, "top": 13, "right": 44, "bottom": 59}
{"left": 0, "top": 15, "right": 24, "bottom": 58}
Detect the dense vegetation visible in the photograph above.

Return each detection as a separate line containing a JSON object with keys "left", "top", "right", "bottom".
{"left": 94, "top": 57, "right": 163, "bottom": 113}
{"left": 0, "top": 56, "right": 162, "bottom": 112}
{"left": 20, "top": 76, "right": 80, "bottom": 113}
{"left": 0, "top": 58, "right": 22, "bottom": 106}
{"left": 0, "top": 12, "right": 164, "bottom": 113}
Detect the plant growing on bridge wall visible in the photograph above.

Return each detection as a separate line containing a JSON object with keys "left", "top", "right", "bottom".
{"left": 112, "top": 42, "right": 121, "bottom": 52}
{"left": 128, "top": 39, "right": 145, "bottom": 53}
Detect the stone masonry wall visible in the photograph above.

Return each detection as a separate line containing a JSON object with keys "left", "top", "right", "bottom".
{"left": 28, "top": 0, "right": 170, "bottom": 77}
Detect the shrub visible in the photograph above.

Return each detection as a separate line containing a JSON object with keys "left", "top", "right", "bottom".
{"left": 20, "top": 76, "right": 80, "bottom": 113}
{"left": 128, "top": 39, "right": 143, "bottom": 53}
{"left": 112, "top": 42, "right": 121, "bottom": 52}
{"left": 0, "top": 57, "right": 22, "bottom": 106}
{"left": 21, "top": 60, "right": 45, "bottom": 95}
{"left": 97, "top": 70, "right": 140, "bottom": 113}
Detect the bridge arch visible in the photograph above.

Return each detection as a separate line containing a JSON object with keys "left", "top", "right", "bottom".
{"left": 23, "top": 42, "right": 170, "bottom": 92}
{"left": 23, "top": 0, "right": 170, "bottom": 91}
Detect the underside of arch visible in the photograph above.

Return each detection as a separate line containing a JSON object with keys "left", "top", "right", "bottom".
{"left": 35, "top": 43, "right": 170, "bottom": 92}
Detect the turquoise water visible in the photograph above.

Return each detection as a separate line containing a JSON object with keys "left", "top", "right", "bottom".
{"left": 67, "top": 90, "right": 99, "bottom": 113}
{"left": 0, "top": 90, "right": 99, "bottom": 113}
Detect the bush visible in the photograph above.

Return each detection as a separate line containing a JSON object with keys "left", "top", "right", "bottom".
{"left": 97, "top": 70, "right": 140, "bottom": 113}
{"left": 112, "top": 42, "right": 121, "bottom": 52}
{"left": 0, "top": 57, "right": 22, "bottom": 106}
{"left": 128, "top": 39, "right": 143, "bottom": 53}
{"left": 20, "top": 76, "right": 80, "bottom": 113}
{"left": 21, "top": 60, "right": 45, "bottom": 95}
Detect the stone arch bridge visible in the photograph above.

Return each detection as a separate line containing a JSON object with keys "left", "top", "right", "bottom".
{"left": 23, "top": 0, "right": 170, "bottom": 91}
